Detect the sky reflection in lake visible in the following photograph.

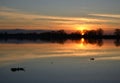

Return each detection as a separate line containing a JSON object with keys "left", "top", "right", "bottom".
{"left": 0, "top": 39, "right": 120, "bottom": 83}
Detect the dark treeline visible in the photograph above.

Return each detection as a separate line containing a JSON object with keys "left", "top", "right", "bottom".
{"left": 0, "top": 28, "right": 120, "bottom": 40}
{"left": 0, "top": 28, "right": 120, "bottom": 46}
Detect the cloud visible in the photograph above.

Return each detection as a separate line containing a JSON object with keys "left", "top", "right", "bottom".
{"left": 89, "top": 13, "right": 120, "bottom": 18}
{"left": 0, "top": 6, "right": 108, "bottom": 23}
{"left": 0, "top": 10, "right": 111, "bottom": 27}
{"left": 0, "top": 6, "right": 120, "bottom": 29}
{"left": 0, "top": 6, "right": 18, "bottom": 12}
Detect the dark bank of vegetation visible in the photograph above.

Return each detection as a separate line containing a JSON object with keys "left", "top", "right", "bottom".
{"left": 0, "top": 28, "right": 119, "bottom": 40}
{"left": 0, "top": 28, "right": 119, "bottom": 46}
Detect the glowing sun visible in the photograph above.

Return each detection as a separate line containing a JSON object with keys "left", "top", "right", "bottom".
{"left": 75, "top": 25, "right": 87, "bottom": 35}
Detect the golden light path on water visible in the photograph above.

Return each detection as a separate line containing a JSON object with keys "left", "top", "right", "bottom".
{"left": 0, "top": 39, "right": 120, "bottom": 66}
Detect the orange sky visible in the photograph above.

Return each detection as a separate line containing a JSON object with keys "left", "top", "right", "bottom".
{"left": 0, "top": 8, "right": 119, "bottom": 33}
{"left": 0, "top": 0, "right": 120, "bottom": 34}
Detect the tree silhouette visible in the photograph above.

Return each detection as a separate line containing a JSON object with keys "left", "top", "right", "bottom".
{"left": 114, "top": 29, "right": 120, "bottom": 36}
{"left": 96, "top": 28, "right": 104, "bottom": 36}
{"left": 84, "top": 30, "right": 96, "bottom": 37}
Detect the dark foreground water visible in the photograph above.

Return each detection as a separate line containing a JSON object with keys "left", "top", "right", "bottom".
{"left": 0, "top": 39, "right": 120, "bottom": 83}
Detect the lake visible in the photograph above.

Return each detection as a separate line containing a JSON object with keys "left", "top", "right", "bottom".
{"left": 0, "top": 39, "right": 120, "bottom": 83}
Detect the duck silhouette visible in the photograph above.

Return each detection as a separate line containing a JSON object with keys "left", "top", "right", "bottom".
{"left": 90, "top": 58, "right": 95, "bottom": 60}
{"left": 11, "top": 67, "right": 25, "bottom": 72}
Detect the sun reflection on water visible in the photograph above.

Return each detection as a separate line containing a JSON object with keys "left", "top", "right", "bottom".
{"left": 74, "top": 38, "right": 86, "bottom": 49}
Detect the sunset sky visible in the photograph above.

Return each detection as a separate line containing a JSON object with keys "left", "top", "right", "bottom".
{"left": 0, "top": 0, "right": 120, "bottom": 32}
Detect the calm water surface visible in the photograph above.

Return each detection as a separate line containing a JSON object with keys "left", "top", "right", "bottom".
{"left": 0, "top": 39, "right": 120, "bottom": 83}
